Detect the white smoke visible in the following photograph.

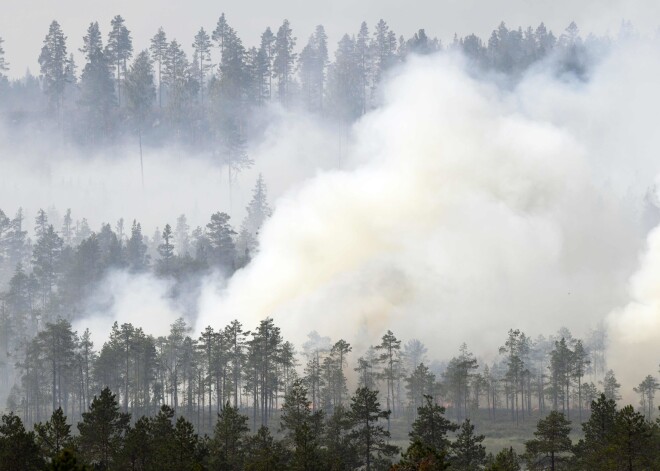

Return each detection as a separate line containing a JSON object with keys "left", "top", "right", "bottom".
{"left": 72, "top": 270, "right": 182, "bottom": 344}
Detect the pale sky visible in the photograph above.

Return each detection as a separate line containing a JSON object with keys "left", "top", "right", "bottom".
{"left": 1, "top": 0, "right": 659, "bottom": 79}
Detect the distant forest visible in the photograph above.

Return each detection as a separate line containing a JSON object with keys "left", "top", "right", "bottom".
{"left": 0, "top": 16, "right": 605, "bottom": 156}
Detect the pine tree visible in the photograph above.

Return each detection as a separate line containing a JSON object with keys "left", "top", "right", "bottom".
{"left": 157, "top": 224, "right": 175, "bottom": 276}
{"left": 212, "top": 13, "right": 231, "bottom": 57}
{"left": 573, "top": 394, "right": 617, "bottom": 470}
{"left": 48, "top": 448, "right": 89, "bottom": 470}
{"left": 524, "top": 411, "right": 572, "bottom": 471}
{"left": 0, "top": 413, "right": 44, "bottom": 470}
{"left": 243, "top": 425, "right": 290, "bottom": 470}
{"left": 327, "top": 34, "right": 362, "bottom": 121}
{"left": 444, "top": 345, "right": 479, "bottom": 422}
{"left": 39, "top": 21, "right": 71, "bottom": 116}
{"left": 572, "top": 340, "right": 590, "bottom": 422}
{"left": 79, "top": 22, "right": 115, "bottom": 141}
{"left": 298, "top": 25, "right": 328, "bottom": 112}
{"left": 323, "top": 404, "right": 358, "bottom": 469}
{"left": 224, "top": 320, "right": 248, "bottom": 408}
{"left": 375, "top": 330, "right": 402, "bottom": 418}
{"left": 356, "top": 21, "right": 372, "bottom": 114}
{"left": 612, "top": 405, "right": 655, "bottom": 471}
{"left": 485, "top": 447, "right": 521, "bottom": 471}
{"left": 372, "top": 19, "right": 397, "bottom": 83}
{"left": 633, "top": 375, "right": 659, "bottom": 421}
{"left": 162, "top": 39, "right": 197, "bottom": 132}
{"left": 35, "top": 208, "right": 49, "bottom": 238}
{"left": 32, "top": 224, "right": 63, "bottom": 312}
{"left": 77, "top": 388, "right": 130, "bottom": 469}
{"left": 273, "top": 19, "right": 297, "bottom": 105}
{"left": 6, "top": 208, "right": 28, "bottom": 270}
{"left": 549, "top": 337, "right": 573, "bottom": 416}
{"left": 396, "top": 439, "right": 450, "bottom": 471}
{"left": 34, "top": 407, "right": 73, "bottom": 461}
{"left": 450, "top": 419, "right": 486, "bottom": 471}
{"left": 206, "top": 212, "right": 236, "bottom": 271}
{"left": 280, "top": 379, "right": 324, "bottom": 469}
{"left": 601, "top": 369, "right": 621, "bottom": 402}
{"left": 409, "top": 395, "right": 457, "bottom": 453}
{"left": 125, "top": 220, "right": 148, "bottom": 271}
{"left": 171, "top": 415, "right": 204, "bottom": 470}
{"left": 258, "top": 27, "right": 276, "bottom": 101}
{"left": 61, "top": 209, "right": 73, "bottom": 246}
{"left": 0, "top": 36, "right": 8, "bottom": 76}
{"left": 210, "top": 401, "right": 249, "bottom": 469}
{"left": 348, "top": 387, "right": 399, "bottom": 470}
{"left": 499, "top": 329, "right": 529, "bottom": 424}
{"left": 406, "top": 364, "right": 437, "bottom": 417}
{"left": 150, "top": 27, "right": 168, "bottom": 108}
{"left": 192, "top": 28, "right": 212, "bottom": 105}
{"left": 242, "top": 174, "right": 272, "bottom": 241}
{"left": 125, "top": 50, "right": 155, "bottom": 128}
{"left": 105, "top": 15, "right": 133, "bottom": 106}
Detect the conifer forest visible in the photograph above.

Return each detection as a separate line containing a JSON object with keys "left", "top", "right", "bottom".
{"left": 1, "top": 4, "right": 660, "bottom": 470}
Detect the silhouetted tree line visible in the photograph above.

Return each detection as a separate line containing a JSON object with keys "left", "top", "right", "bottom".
{"left": 0, "top": 17, "right": 601, "bottom": 151}
{"left": 1, "top": 374, "right": 659, "bottom": 470}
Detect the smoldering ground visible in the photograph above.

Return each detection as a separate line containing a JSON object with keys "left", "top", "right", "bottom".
{"left": 195, "top": 40, "right": 660, "bottom": 395}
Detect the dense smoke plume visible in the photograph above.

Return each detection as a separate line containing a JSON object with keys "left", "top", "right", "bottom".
{"left": 191, "top": 41, "right": 660, "bottom": 389}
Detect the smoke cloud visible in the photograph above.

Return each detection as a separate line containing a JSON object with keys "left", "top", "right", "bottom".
{"left": 194, "top": 42, "right": 659, "bottom": 385}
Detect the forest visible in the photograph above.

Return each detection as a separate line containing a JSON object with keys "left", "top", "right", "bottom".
{"left": 1, "top": 11, "right": 659, "bottom": 471}
{"left": 0, "top": 15, "right": 597, "bottom": 154}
